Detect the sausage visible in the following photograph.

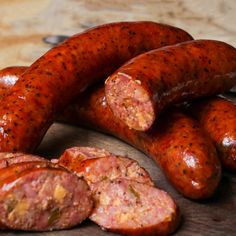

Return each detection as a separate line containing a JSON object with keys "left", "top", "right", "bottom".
{"left": 0, "top": 167, "right": 93, "bottom": 231}
{"left": 90, "top": 178, "right": 179, "bottom": 236}
{"left": 60, "top": 86, "right": 221, "bottom": 199}
{"left": 58, "top": 146, "right": 154, "bottom": 186}
{"left": 0, "top": 152, "right": 46, "bottom": 169}
{"left": 187, "top": 97, "right": 236, "bottom": 171}
{"left": 0, "top": 21, "right": 193, "bottom": 152}
{"left": 105, "top": 40, "right": 236, "bottom": 131}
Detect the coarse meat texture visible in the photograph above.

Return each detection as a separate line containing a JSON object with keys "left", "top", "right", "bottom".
{"left": 59, "top": 146, "right": 154, "bottom": 186}
{"left": 90, "top": 178, "right": 179, "bottom": 236}
{"left": 0, "top": 167, "right": 93, "bottom": 231}
{"left": 105, "top": 40, "right": 236, "bottom": 131}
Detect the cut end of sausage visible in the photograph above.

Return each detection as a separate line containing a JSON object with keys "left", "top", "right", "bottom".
{"left": 105, "top": 73, "right": 155, "bottom": 131}
{"left": 0, "top": 167, "right": 93, "bottom": 231}
{"left": 90, "top": 178, "right": 179, "bottom": 236}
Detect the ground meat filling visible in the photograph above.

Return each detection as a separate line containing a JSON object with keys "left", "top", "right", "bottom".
{"left": 90, "top": 178, "right": 178, "bottom": 234}
{"left": 0, "top": 168, "right": 93, "bottom": 231}
{"left": 105, "top": 73, "right": 155, "bottom": 131}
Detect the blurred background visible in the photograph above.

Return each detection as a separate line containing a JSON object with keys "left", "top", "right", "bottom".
{"left": 0, "top": 0, "right": 235, "bottom": 68}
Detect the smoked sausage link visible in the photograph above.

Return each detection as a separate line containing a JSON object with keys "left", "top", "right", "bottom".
{"left": 105, "top": 40, "right": 236, "bottom": 131}
{"left": 0, "top": 21, "right": 193, "bottom": 152}
{"left": 188, "top": 97, "right": 236, "bottom": 171}
{"left": 60, "top": 86, "right": 221, "bottom": 199}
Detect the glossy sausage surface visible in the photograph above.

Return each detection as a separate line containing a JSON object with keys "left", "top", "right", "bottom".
{"left": 60, "top": 86, "right": 221, "bottom": 199}
{"left": 188, "top": 97, "right": 236, "bottom": 171}
{"left": 0, "top": 21, "right": 193, "bottom": 152}
{"left": 105, "top": 40, "right": 236, "bottom": 131}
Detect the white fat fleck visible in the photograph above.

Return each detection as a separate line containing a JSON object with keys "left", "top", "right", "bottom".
{"left": 1, "top": 75, "right": 18, "bottom": 86}
{"left": 134, "top": 80, "right": 141, "bottom": 85}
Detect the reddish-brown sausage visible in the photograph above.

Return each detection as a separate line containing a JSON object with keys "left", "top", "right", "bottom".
{"left": 0, "top": 21, "right": 193, "bottom": 152}
{"left": 60, "top": 86, "right": 221, "bottom": 199}
{"left": 58, "top": 146, "right": 154, "bottom": 186}
{"left": 188, "top": 97, "right": 236, "bottom": 171}
{"left": 90, "top": 178, "right": 179, "bottom": 236}
{"left": 105, "top": 40, "right": 236, "bottom": 131}
{"left": 0, "top": 167, "right": 93, "bottom": 231}
{"left": 0, "top": 152, "right": 46, "bottom": 169}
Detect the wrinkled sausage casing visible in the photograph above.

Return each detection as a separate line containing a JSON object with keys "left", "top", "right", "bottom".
{"left": 188, "top": 97, "right": 236, "bottom": 171}
{"left": 0, "top": 167, "right": 93, "bottom": 231}
{"left": 60, "top": 86, "right": 221, "bottom": 200}
{"left": 0, "top": 21, "right": 193, "bottom": 152}
{"left": 105, "top": 40, "right": 236, "bottom": 131}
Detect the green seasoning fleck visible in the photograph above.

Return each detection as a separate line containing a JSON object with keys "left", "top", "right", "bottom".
{"left": 129, "top": 185, "right": 140, "bottom": 199}
{"left": 7, "top": 198, "right": 17, "bottom": 213}
{"left": 48, "top": 208, "right": 61, "bottom": 225}
{"left": 101, "top": 176, "right": 108, "bottom": 181}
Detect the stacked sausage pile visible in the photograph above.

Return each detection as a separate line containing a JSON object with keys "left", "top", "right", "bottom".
{"left": 0, "top": 21, "right": 236, "bottom": 235}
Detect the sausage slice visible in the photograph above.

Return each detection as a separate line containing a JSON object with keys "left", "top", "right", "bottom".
{"left": 59, "top": 146, "right": 154, "bottom": 186}
{"left": 90, "top": 178, "right": 179, "bottom": 236}
{"left": 0, "top": 167, "right": 93, "bottom": 231}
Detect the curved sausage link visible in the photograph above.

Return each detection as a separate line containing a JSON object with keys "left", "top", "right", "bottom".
{"left": 60, "top": 86, "right": 221, "bottom": 200}
{"left": 0, "top": 21, "right": 193, "bottom": 152}
{"left": 105, "top": 40, "right": 236, "bottom": 131}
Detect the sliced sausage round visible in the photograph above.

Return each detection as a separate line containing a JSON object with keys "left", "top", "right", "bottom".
{"left": 59, "top": 146, "right": 154, "bottom": 186}
{"left": 0, "top": 167, "right": 93, "bottom": 231}
{"left": 90, "top": 178, "right": 179, "bottom": 236}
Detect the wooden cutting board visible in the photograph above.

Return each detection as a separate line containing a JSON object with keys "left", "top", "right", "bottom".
{"left": 2, "top": 97, "right": 236, "bottom": 236}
